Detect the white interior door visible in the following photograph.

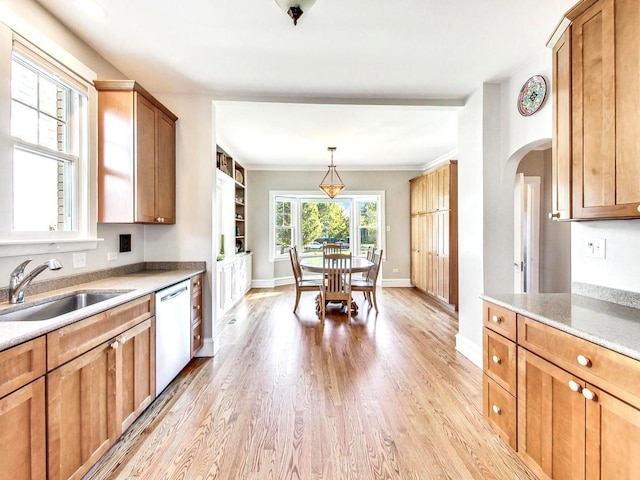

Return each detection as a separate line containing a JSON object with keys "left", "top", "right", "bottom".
{"left": 514, "top": 174, "right": 525, "bottom": 293}
{"left": 514, "top": 174, "right": 541, "bottom": 294}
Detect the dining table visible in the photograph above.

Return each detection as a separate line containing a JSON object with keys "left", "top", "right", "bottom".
{"left": 299, "top": 256, "right": 374, "bottom": 274}
{"left": 299, "top": 255, "right": 375, "bottom": 314}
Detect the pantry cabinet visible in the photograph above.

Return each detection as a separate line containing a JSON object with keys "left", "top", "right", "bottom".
{"left": 95, "top": 80, "right": 178, "bottom": 224}
{"left": 549, "top": 0, "right": 640, "bottom": 220}
{"left": 409, "top": 161, "right": 457, "bottom": 309}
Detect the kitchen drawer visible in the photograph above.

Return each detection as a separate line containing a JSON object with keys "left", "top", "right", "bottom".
{"left": 48, "top": 294, "right": 154, "bottom": 370}
{"left": 483, "top": 301, "right": 517, "bottom": 341}
{"left": 190, "top": 274, "right": 203, "bottom": 293}
{"left": 483, "top": 327, "right": 517, "bottom": 396}
{"left": 0, "top": 337, "right": 46, "bottom": 399}
{"left": 483, "top": 374, "right": 517, "bottom": 450}
{"left": 191, "top": 289, "right": 202, "bottom": 323}
{"left": 191, "top": 318, "right": 203, "bottom": 357}
{"left": 518, "top": 315, "right": 640, "bottom": 407}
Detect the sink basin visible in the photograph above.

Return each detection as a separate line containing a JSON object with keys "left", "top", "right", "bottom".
{"left": 0, "top": 291, "right": 129, "bottom": 322}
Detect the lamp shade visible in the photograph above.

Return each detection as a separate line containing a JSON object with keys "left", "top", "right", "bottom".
{"left": 274, "top": 0, "right": 317, "bottom": 25}
{"left": 319, "top": 147, "right": 345, "bottom": 199}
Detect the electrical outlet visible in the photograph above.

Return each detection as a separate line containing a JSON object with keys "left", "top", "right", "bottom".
{"left": 584, "top": 238, "right": 606, "bottom": 259}
{"left": 386, "top": 225, "right": 391, "bottom": 232}
{"left": 107, "top": 252, "right": 118, "bottom": 261}
{"left": 72, "top": 252, "right": 86, "bottom": 269}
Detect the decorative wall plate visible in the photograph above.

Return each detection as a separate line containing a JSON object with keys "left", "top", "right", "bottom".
{"left": 517, "top": 75, "right": 547, "bottom": 116}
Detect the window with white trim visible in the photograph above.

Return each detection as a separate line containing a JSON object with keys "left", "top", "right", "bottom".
{"left": 271, "top": 193, "right": 384, "bottom": 261}
{"left": 10, "top": 49, "right": 87, "bottom": 232}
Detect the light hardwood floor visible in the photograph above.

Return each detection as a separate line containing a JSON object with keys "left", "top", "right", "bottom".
{"left": 86, "top": 287, "right": 536, "bottom": 480}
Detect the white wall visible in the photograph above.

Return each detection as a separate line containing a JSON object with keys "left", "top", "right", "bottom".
{"left": 456, "top": 50, "right": 560, "bottom": 367}
{"left": 572, "top": 220, "right": 640, "bottom": 293}
{"left": 456, "top": 88, "right": 485, "bottom": 364}
{"left": 247, "top": 169, "right": 416, "bottom": 287}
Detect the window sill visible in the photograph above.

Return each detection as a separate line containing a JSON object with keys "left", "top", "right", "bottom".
{"left": 0, "top": 238, "right": 103, "bottom": 258}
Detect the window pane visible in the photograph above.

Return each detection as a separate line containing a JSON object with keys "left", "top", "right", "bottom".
{"left": 38, "top": 114, "right": 63, "bottom": 151}
{"left": 301, "top": 200, "right": 351, "bottom": 254}
{"left": 39, "top": 76, "right": 61, "bottom": 118}
{"left": 11, "top": 100, "right": 38, "bottom": 143}
{"left": 360, "top": 227, "right": 377, "bottom": 255}
{"left": 276, "top": 200, "right": 292, "bottom": 227}
{"left": 13, "top": 148, "right": 73, "bottom": 232}
{"left": 275, "top": 227, "right": 292, "bottom": 256}
{"left": 11, "top": 61, "right": 37, "bottom": 107}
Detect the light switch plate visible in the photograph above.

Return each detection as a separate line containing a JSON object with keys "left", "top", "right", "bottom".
{"left": 72, "top": 252, "right": 86, "bottom": 269}
{"left": 584, "top": 238, "right": 606, "bottom": 259}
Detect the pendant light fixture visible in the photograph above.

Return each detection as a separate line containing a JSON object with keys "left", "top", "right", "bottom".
{"left": 319, "top": 147, "right": 345, "bottom": 199}
{"left": 273, "top": 0, "right": 317, "bottom": 25}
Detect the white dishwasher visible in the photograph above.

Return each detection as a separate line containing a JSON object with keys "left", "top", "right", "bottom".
{"left": 155, "top": 280, "right": 191, "bottom": 395}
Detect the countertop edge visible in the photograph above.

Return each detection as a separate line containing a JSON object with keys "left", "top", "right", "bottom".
{"left": 0, "top": 268, "right": 205, "bottom": 352}
{"left": 480, "top": 293, "right": 640, "bottom": 362}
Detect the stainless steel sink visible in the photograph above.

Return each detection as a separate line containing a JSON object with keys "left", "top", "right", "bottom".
{"left": 0, "top": 291, "right": 129, "bottom": 322}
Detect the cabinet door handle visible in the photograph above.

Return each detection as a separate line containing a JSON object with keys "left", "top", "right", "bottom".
{"left": 110, "top": 340, "right": 120, "bottom": 349}
{"left": 582, "top": 387, "right": 597, "bottom": 401}
{"left": 492, "top": 405, "right": 501, "bottom": 415}
{"left": 491, "top": 355, "right": 501, "bottom": 365}
{"left": 548, "top": 212, "right": 560, "bottom": 220}
{"left": 576, "top": 354, "right": 592, "bottom": 367}
{"left": 568, "top": 380, "right": 582, "bottom": 393}
{"left": 491, "top": 315, "right": 502, "bottom": 324}
{"left": 193, "top": 304, "right": 201, "bottom": 310}
{"left": 119, "top": 336, "right": 127, "bottom": 345}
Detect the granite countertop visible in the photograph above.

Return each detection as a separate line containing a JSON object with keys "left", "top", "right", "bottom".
{"left": 0, "top": 268, "right": 204, "bottom": 351}
{"left": 480, "top": 293, "right": 640, "bottom": 361}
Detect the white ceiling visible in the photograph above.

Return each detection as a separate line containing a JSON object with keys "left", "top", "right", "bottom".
{"left": 34, "top": 0, "right": 576, "bottom": 169}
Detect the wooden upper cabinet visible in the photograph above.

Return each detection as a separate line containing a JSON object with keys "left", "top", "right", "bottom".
{"left": 95, "top": 80, "right": 178, "bottom": 224}
{"left": 551, "top": 26, "right": 573, "bottom": 220}
{"left": 410, "top": 175, "right": 427, "bottom": 215}
{"left": 552, "top": 0, "right": 640, "bottom": 220}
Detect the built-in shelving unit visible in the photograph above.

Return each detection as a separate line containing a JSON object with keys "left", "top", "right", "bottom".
{"left": 216, "top": 146, "right": 246, "bottom": 254}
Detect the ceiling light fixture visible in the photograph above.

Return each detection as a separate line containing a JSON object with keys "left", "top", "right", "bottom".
{"left": 274, "top": 0, "right": 317, "bottom": 25}
{"left": 319, "top": 147, "right": 345, "bottom": 199}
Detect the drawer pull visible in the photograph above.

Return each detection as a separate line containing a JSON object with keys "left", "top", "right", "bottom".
{"left": 576, "top": 355, "right": 592, "bottom": 367}
{"left": 548, "top": 212, "right": 560, "bottom": 220}
{"left": 492, "top": 405, "right": 501, "bottom": 415}
{"left": 491, "top": 315, "right": 502, "bottom": 324}
{"left": 193, "top": 304, "right": 201, "bottom": 310}
{"left": 491, "top": 355, "right": 501, "bottom": 365}
{"left": 110, "top": 340, "right": 120, "bottom": 350}
{"left": 568, "top": 380, "right": 582, "bottom": 393}
{"left": 582, "top": 387, "right": 597, "bottom": 401}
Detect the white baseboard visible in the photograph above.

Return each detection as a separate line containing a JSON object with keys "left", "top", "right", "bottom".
{"left": 455, "top": 333, "right": 482, "bottom": 369}
{"left": 381, "top": 278, "right": 412, "bottom": 288}
{"left": 252, "top": 276, "right": 294, "bottom": 288}
{"left": 195, "top": 338, "right": 216, "bottom": 358}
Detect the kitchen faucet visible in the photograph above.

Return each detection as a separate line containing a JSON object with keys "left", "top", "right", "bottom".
{"left": 8, "top": 259, "right": 63, "bottom": 304}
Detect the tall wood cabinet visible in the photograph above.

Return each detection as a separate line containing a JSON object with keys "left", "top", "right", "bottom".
{"left": 95, "top": 80, "right": 178, "bottom": 224}
{"left": 549, "top": 0, "right": 640, "bottom": 220}
{"left": 409, "top": 161, "right": 458, "bottom": 310}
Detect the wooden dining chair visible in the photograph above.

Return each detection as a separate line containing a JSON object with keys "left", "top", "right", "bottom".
{"left": 318, "top": 253, "right": 352, "bottom": 322}
{"left": 289, "top": 247, "right": 322, "bottom": 312}
{"left": 322, "top": 243, "right": 342, "bottom": 255}
{"left": 352, "top": 249, "right": 383, "bottom": 312}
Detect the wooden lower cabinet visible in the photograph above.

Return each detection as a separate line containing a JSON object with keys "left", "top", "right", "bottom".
{"left": 47, "top": 318, "right": 156, "bottom": 480}
{"left": 586, "top": 385, "right": 640, "bottom": 479}
{"left": 47, "top": 340, "right": 114, "bottom": 480}
{"left": 518, "top": 347, "right": 586, "bottom": 480}
{"left": 0, "top": 378, "right": 46, "bottom": 480}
